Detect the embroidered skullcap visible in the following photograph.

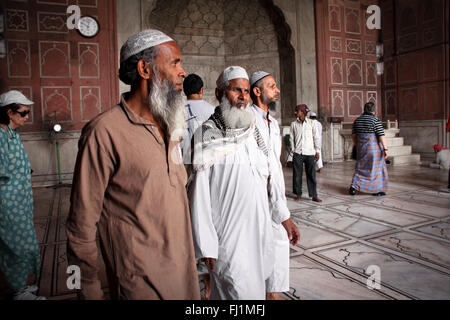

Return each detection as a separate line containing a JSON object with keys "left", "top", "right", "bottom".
{"left": 0, "top": 90, "right": 34, "bottom": 107}
{"left": 310, "top": 112, "right": 317, "bottom": 117}
{"left": 216, "top": 66, "right": 249, "bottom": 88}
{"left": 120, "top": 29, "right": 174, "bottom": 63}
{"left": 250, "top": 71, "right": 271, "bottom": 87}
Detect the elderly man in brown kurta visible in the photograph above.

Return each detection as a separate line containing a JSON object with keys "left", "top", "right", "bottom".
{"left": 66, "top": 29, "right": 200, "bottom": 300}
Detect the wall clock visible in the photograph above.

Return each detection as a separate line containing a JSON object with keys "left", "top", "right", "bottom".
{"left": 77, "top": 16, "right": 99, "bottom": 38}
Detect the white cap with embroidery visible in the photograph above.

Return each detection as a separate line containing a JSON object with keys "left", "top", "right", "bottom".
{"left": 120, "top": 29, "right": 174, "bottom": 63}
{"left": 216, "top": 66, "right": 249, "bottom": 88}
{"left": 250, "top": 71, "right": 271, "bottom": 87}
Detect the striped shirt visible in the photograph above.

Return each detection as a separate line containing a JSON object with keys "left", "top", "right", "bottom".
{"left": 352, "top": 112, "right": 385, "bottom": 136}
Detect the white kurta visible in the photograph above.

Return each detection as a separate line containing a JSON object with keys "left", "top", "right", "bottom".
{"left": 314, "top": 119, "right": 323, "bottom": 170}
{"left": 188, "top": 132, "right": 274, "bottom": 300}
{"left": 180, "top": 100, "right": 215, "bottom": 163}
{"left": 252, "top": 105, "right": 291, "bottom": 293}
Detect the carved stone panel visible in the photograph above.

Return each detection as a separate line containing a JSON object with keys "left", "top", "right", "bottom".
{"left": 39, "top": 41, "right": 71, "bottom": 78}
{"left": 398, "top": 53, "right": 418, "bottom": 84}
{"left": 78, "top": 43, "right": 100, "bottom": 78}
{"left": 399, "top": 87, "right": 419, "bottom": 116}
{"left": 80, "top": 87, "right": 101, "bottom": 121}
{"left": 366, "top": 61, "right": 377, "bottom": 87}
{"left": 7, "top": 40, "right": 31, "bottom": 78}
{"left": 329, "top": 5, "right": 341, "bottom": 32}
{"left": 38, "top": 12, "right": 68, "bottom": 34}
{"left": 367, "top": 91, "right": 377, "bottom": 105}
{"left": 330, "top": 36, "right": 342, "bottom": 53}
{"left": 41, "top": 87, "right": 72, "bottom": 122}
{"left": 6, "top": 9, "right": 29, "bottom": 32}
{"left": 385, "top": 89, "right": 397, "bottom": 116}
{"left": 423, "top": 84, "right": 442, "bottom": 115}
{"left": 347, "top": 91, "right": 363, "bottom": 116}
{"left": 331, "top": 89, "right": 344, "bottom": 116}
{"left": 346, "top": 39, "right": 361, "bottom": 54}
{"left": 331, "top": 57, "right": 343, "bottom": 85}
{"left": 346, "top": 59, "right": 362, "bottom": 86}
{"left": 345, "top": 7, "right": 360, "bottom": 35}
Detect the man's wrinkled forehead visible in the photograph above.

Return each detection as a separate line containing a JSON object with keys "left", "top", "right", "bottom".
{"left": 227, "top": 78, "right": 250, "bottom": 89}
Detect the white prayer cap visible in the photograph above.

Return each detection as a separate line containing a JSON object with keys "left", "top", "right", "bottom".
{"left": 120, "top": 29, "right": 174, "bottom": 63}
{"left": 0, "top": 90, "right": 34, "bottom": 107}
{"left": 216, "top": 66, "right": 249, "bottom": 88}
{"left": 310, "top": 112, "right": 317, "bottom": 117}
{"left": 250, "top": 71, "right": 271, "bottom": 87}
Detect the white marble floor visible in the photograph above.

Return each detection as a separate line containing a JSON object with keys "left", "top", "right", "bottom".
{"left": 284, "top": 161, "right": 450, "bottom": 300}
{"left": 3, "top": 161, "right": 448, "bottom": 300}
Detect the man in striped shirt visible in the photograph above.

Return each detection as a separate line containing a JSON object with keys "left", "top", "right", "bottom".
{"left": 349, "top": 102, "right": 389, "bottom": 196}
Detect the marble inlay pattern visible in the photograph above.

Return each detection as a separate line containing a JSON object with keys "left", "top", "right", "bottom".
{"left": 329, "top": 203, "right": 430, "bottom": 226}
{"left": 394, "top": 193, "right": 450, "bottom": 208}
{"left": 289, "top": 255, "right": 388, "bottom": 300}
{"left": 14, "top": 161, "right": 449, "bottom": 300}
{"left": 292, "top": 208, "right": 393, "bottom": 237}
{"left": 412, "top": 220, "right": 450, "bottom": 241}
{"left": 315, "top": 242, "right": 450, "bottom": 299}
{"left": 364, "top": 197, "right": 450, "bottom": 218}
{"left": 291, "top": 218, "right": 349, "bottom": 249}
{"left": 368, "top": 231, "right": 450, "bottom": 267}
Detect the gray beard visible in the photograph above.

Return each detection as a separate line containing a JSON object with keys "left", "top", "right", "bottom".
{"left": 220, "top": 96, "right": 254, "bottom": 129}
{"left": 261, "top": 92, "right": 277, "bottom": 111}
{"left": 148, "top": 73, "right": 186, "bottom": 141}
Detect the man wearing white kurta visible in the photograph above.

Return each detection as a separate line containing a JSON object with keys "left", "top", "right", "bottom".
{"left": 310, "top": 112, "right": 323, "bottom": 172}
{"left": 180, "top": 74, "right": 215, "bottom": 165}
{"left": 250, "top": 71, "right": 300, "bottom": 300}
{"left": 188, "top": 66, "right": 275, "bottom": 300}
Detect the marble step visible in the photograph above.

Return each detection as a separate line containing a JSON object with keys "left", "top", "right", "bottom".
{"left": 388, "top": 154, "right": 421, "bottom": 166}
{"left": 385, "top": 129, "right": 399, "bottom": 138}
{"left": 386, "top": 137, "right": 404, "bottom": 147}
{"left": 388, "top": 145, "right": 412, "bottom": 157}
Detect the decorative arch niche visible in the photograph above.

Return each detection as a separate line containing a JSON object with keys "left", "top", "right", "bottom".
{"left": 147, "top": 0, "right": 296, "bottom": 124}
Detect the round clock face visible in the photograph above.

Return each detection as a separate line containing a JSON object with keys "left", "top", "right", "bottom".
{"left": 77, "top": 16, "right": 99, "bottom": 38}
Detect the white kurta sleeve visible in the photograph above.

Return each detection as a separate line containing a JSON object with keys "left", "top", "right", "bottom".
{"left": 269, "top": 127, "right": 290, "bottom": 224}
{"left": 187, "top": 167, "right": 219, "bottom": 260}
{"left": 270, "top": 174, "right": 291, "bottom": 224}
{"left": 289, "top": 122, "right": 295, "bottom": 150}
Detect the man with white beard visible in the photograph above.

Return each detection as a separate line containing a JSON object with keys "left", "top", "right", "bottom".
{"left": 188, "top": 66, "right": 274, "bottom": 300}
{"left": 66, "top": 29, "right": 200, "bottom": 300}
{"left": 250, "top": 71, "right": 300, "bottom": 300}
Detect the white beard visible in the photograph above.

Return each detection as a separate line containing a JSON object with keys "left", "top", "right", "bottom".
{"left": 148, "top": 74, "right": 186, "bottom": 141}
{"left": 220, "top": 96, "right": 254, "bottom": 129}
{"left": 148, "top": 73, "right": 187, "bottom": 141}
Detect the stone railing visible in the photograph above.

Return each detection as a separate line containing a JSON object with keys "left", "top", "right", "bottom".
{"left": 383, "top": 119, "right": 398, "bottom": 129}
{"left": 339, "top": 119, "right": 399, "bottom": 160}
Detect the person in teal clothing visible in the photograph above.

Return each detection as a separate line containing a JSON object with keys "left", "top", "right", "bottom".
{"left": 0, "top": 90, "right": 45, "bottom": 300}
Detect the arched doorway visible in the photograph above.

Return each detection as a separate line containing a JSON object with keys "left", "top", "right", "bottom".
{"left": 146, "top": 0, "right": 296, "bottom": 124}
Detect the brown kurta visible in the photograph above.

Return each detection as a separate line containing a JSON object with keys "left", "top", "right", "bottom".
{"left": 66, "top": 94, "right": 200, "bottom": 300}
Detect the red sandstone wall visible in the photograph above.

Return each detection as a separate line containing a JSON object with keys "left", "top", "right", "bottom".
{"left": 0, "top": 0, "right": 119, "bottom": 132}
{"left": 315, "top": 0, "right": 381, "bottom": 123}
{"left": 381, "top": 0, "right": 449, "bottom": 122}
